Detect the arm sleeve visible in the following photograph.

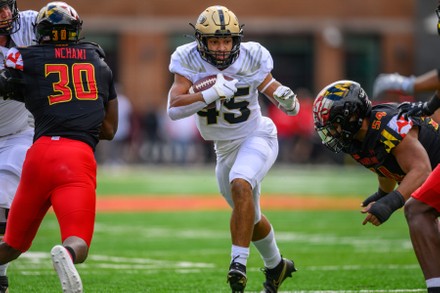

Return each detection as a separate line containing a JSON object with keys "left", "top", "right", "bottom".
{"left": 167, "top": 100, "right": 207, "bottom": 120}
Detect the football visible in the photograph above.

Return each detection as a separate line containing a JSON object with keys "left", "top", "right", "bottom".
{"left": 189, "top": 75, "right": 234, "bottom": 109}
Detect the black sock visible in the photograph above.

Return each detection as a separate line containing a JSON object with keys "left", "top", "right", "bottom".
{"left": 64, "top": 246, "right": 76, "bottom": 263}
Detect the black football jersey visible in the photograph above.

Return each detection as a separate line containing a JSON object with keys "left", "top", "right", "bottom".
{"left": 10, "top": 42, "right": 116, "bottom": 149}
{"left": 348, "top": 103, "right": 440, "bottom": 182}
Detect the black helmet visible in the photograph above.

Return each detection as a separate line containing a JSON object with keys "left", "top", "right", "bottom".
{"left": 191, "top": 5, "right": 243, "bottom": 69}
{"left": 34, "top": 1, "right": 82, "bottom": 44}
{"left": 0, "top": 0, "right": 20, "bottom": 35}
{"left": 313, "top": 80, "right": 372, "bottom": 153}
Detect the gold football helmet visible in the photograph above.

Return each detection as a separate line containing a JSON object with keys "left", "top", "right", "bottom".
{"left": 191, "top": 5, "right": 243, "bottom": 69}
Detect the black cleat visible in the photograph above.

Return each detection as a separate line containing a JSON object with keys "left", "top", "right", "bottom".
{"left": 0, "top": 275, "right": 8, "bottom": 293}
{"left": 262, "top": 258, "right": 296, "bottom": 293}
{"left": 227, "top": 262, "right": 247, "bottom": 293}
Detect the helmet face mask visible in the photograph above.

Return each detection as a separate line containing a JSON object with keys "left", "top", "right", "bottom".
{"left": 316, "top": 120, "right": 346, "bottom": 153}
{"left": 313, "top": 80, "right": 372, "bottom": 153}
{"left": 34, "top": 1, "right": 82, "bottom": 44}
{"left": 192, "top": 5, "right": 243, "bottom": 69}
{"left": 0, "top": 0, "right": 20, "bottom": 35}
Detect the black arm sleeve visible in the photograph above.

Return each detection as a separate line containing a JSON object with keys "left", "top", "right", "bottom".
{"left": 425, "top": 92, "right": 440, "bottom": 114}
{"left": 0, "top": 68, "right": 24, "bottom": 102}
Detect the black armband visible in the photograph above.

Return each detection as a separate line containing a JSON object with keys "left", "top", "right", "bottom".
{"left": 425, "top": 92, "right": 440, "bottom": 114}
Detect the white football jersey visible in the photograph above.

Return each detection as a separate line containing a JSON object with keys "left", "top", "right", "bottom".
{"left": 0, "top": 10, "right": 37, "bottom": 136}
{"left": 169, "top": 41, "right": 274, "bottom": 141}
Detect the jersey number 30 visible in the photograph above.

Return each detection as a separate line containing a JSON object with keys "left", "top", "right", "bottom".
{"left": 45, "top": 63, "right": 98, "bottom": 105}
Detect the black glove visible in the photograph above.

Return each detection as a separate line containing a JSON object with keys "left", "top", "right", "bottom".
{"left": 368, "top": 190, "right": 405, "bottom": 224}
{"left": 0, "top": 69, "right": 24, "bottom": 101}
{"left": 361, "top": 188, "right": 387, "bottom": 207}
{"left": 397, "top": 101, "right": 432, "bottom": 120}
{"left": 398, "top": 93, "right": 440, "bottom": 120}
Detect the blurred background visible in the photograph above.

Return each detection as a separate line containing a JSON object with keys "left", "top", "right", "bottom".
{"left": 19, "top": 0, "right": 440, "bottom": 167}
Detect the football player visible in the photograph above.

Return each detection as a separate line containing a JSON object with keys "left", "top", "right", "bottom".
{"left": 372, "top": 5, "right": 440, "bottom": 122}
{"left": 0, "top": 2, "right": 118, "bottom": 292}
{"left": 168, "top": 5, "right": 298, "bottom": 293}
{"left": 0, "top": 0, "right": 37, "bottom": 291}
{"left": 313, "top": 80, "right": 440, "bottom": 293}
{"left": 373, "top": 69, "right": 440, "bottom": 100}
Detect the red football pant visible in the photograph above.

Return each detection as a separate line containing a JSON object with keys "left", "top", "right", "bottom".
{"left": 4, "top": 136, "right": 96, "bottom": 252}
{"left": 412, "top": 164, "right": 440, "bottom": 212}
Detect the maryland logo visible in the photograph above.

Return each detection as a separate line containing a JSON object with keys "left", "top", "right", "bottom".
{"left": 381, "top": 129, "right": 400, "bottom": 153}
{"left": 381, "top": 116, "right": 413, "bottom": 153}
{"left": 322, "top": 82, "right": 352, "bottom": 101}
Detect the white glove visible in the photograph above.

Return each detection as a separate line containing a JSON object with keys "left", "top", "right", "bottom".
{"left": 201, "top": 73, "right": 238, "bottom": 104}
{"left": 372, "top": 73, "right": 415, "bottom": 99}
{"left": 273, "top": 85, "right": 300, "bottom": 116}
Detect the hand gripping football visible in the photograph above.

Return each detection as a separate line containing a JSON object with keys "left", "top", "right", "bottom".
{"left": 189, "top": 74, "right": 234, "bottom": 109}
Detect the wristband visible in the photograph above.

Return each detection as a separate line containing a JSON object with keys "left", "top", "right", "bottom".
{"left": 402, "top": 76, "right": 415, "bottom": 95}
{"left": 426, "top": 93, "right": 440, "bottom": 115}
{"left": 260, "top": 78, "right": 275, "bottom": 93}
{"left": 285, "top": 101, "right": 300, "bottom": 116}
{"left": 201, "top": 87, "right": 218, "bottom": 105}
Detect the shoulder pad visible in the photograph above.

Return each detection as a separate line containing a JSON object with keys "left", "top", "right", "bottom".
{"left": 79, "top": 41, "right": 106, "bottom": 58}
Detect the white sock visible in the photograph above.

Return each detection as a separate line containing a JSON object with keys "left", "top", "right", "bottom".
{"left": 427, "top": 278, "right": 440, "bottom": 287}
{"left": 252, "top": 226, "right": 281, "bottom": 269}
{"left": 231, "top": 245, "right": 249, "bottom": 266}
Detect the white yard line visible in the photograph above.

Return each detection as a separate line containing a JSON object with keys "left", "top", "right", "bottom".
{"left": 13, "top": 252, "right": 425, "bottom": 292}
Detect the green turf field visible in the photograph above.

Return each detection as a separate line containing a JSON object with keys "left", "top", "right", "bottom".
{"left": 7, "top": 165, "right": 426, "bottom": 292}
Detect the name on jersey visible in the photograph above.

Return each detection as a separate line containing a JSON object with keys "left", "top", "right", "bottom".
{"left": 54, "top": 47, "right": 86, "bottom": 60}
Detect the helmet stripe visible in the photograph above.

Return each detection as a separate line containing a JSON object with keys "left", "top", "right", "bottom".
{"left": 217, "top": 8, "right": 226, "bottom": 30}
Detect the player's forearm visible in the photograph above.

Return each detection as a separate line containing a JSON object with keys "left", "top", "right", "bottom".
{"left": 168, "top": 101, "right": 206, "bottom": 120}
{"left": 413, "top": 69, "right": 440, "bottom": 92}
{"left": 397, "top": 168, "right": 431, "bottom": 201}
{"left": 100, "top": 99, "right": 118, "bottom": 140}
{"left": 425, "top": 91, "right": 440, "bottom": 113}
{"left": 377, "top": 176, "right": 396, "bottom": 193}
